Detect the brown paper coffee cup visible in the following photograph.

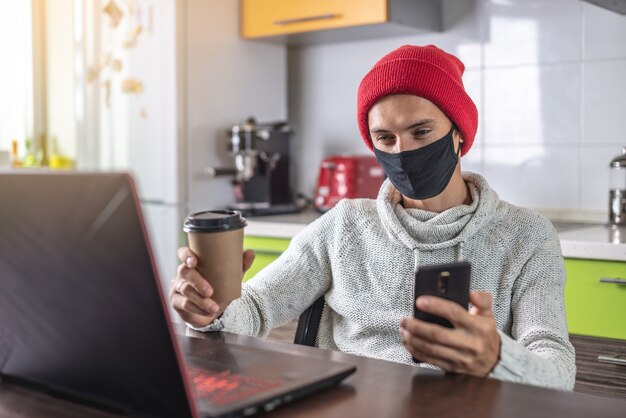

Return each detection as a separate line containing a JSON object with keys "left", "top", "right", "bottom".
{"left": 183, "top": 211, "right": 247, "bottom": 306}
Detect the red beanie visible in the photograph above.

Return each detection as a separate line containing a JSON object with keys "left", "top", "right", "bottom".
{"left": 357, "top": 45, "right": 478, "bottom": 156}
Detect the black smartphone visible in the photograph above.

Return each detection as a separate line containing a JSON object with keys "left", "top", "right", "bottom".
{"left": 413, "top": 261, "right": 471, "bottom": 328}
{"left": 412, "top": 261, "right": 471, "bottom": 363}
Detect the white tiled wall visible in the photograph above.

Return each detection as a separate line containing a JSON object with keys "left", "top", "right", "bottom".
{"left": 288, "top": 0, "right": 626, "bottom": 220}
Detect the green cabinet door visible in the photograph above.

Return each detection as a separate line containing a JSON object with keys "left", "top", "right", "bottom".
{"left": 564, "top": 258, "right": 626, "bottom": 340}
{"left": 242, "top": 236, "right": 291, "bottom": 282}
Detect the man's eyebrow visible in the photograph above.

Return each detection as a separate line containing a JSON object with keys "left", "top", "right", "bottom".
{"left": 370, "top": 119, "right": 435, "bottom": 133}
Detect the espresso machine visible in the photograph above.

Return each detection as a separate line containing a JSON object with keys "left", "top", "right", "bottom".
{"left": 207, "top": 117, "right": 300, "bottom": 217}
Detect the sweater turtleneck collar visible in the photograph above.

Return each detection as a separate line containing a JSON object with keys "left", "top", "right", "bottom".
{"left": 376, "top": 172, "right": 501, "bottom": 251}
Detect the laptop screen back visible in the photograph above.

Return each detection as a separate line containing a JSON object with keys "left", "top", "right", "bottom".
{"left": 0, "top": 172, "right": 194, "bottom": 417}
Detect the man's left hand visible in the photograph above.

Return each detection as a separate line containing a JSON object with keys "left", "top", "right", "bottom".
{"left": 400, "top": 291, "right": 501, "bottom": 377}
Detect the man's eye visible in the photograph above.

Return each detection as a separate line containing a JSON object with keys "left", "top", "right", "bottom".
{"left": 413, "top": 129, "right": 431, "bottom": 136}
{"left": 376, "top": 135, "right": 394, "bottom": 141}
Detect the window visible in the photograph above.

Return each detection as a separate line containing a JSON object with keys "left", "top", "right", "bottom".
{"left": 0, "top": 1, "right": 34, "bottom": 154}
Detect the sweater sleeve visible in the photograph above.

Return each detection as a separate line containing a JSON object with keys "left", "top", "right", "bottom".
{"left": 489, "top": 230, "right": 576, "bottom": 390}
{"left": 200, "top": 206, "right": 339, "bottom": 338}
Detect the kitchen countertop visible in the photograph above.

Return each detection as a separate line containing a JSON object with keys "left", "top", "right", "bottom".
{"left": 557, "top": 224, "right": 626, "bottom": 261}
{"left": 245, "top": 208, "right": 626, "bottom": 262}
{"left": 245, "top": 209, "right": 320, "bottom": 239}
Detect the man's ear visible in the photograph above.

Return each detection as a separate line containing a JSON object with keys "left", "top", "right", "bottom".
{"left": 452, "top": 125, "right": 464, "bottom": 144}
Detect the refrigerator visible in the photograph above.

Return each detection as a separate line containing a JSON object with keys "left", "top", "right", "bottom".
{"left": 75, "top": 0, "right": 287, "bottom": 297}
{"left": 76, "top": 0, "right": 184, "bottom": 292}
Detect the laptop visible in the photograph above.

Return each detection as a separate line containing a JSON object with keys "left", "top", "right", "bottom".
{"left": 0, "top": 172, "right": 355, "bottom": 418}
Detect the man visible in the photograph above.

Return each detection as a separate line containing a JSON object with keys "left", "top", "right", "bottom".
{"left": 170, "top": 45, "right": 575, "bottom": 390}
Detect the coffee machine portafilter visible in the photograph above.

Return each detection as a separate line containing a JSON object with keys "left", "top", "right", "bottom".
{"left": 206, "top": 117, "right": 301, "bottom": 217}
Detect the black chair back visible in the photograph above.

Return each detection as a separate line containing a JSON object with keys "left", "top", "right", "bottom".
{"left": 293, "top": 296, "right": 325, "bottom": 346}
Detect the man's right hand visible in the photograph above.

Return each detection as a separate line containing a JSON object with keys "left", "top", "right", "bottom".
{"left": 169, "top": 247, "right": 256, "bottom": 328}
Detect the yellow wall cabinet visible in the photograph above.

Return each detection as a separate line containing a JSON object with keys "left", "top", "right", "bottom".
{"left": 241, "top": 0, "right": 442, "bottom": 44}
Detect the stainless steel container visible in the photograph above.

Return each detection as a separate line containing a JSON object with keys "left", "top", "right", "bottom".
{"left": 609, "top": 147, "right": 626, "bottom": 225}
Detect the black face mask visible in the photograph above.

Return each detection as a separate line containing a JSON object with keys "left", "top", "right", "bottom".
{"left": 373, "top": 127, "right": 460, "bottom": 200}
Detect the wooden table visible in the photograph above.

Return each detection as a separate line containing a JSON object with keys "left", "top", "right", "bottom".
{"left": 2, "top": 328, "right": 626, "bottom": 418}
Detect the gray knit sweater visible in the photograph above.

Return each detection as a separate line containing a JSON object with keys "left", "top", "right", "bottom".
{"left": 197, "top": 172, "right": 575, "bottom": 390}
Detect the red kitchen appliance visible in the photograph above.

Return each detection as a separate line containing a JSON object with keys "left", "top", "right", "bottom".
{"left": 314, "top": 155, "right": 385, "bottom": 212}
